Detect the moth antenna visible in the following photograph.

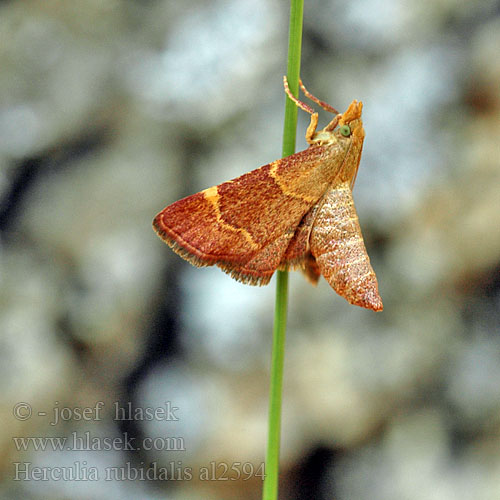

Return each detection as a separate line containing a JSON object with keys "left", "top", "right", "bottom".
{"left": 283, "top": 76, "right": 315, "bottom": 115}
{"left": 299, "top": 79, "right": 339, "bottom": 115}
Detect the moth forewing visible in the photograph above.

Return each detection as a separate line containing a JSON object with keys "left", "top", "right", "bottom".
{"left": 309, "top": 183, "right": 383, "bottom": 311}
{"left": 153, "top": 149, "right": 333, "bottom": 286}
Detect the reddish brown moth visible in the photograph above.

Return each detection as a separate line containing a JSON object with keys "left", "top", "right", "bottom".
{"left": 153, "top": 77, "right": 383, "bottom": 311}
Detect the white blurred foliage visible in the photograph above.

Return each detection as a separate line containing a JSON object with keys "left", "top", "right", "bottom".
{"left": 180, "top": 266, "right": 273, "bottom": 371}
{"left": 124, "top": 0, "right": 283, "bottom": 124}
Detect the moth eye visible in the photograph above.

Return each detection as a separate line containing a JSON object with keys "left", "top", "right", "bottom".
{"left": 339, "top": 125, "right": 351, "bottom": 137}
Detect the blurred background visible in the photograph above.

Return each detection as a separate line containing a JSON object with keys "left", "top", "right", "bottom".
{"left": 1, "top": 0, "right": 499, "bottom": 499}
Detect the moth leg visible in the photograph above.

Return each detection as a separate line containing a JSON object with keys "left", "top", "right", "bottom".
{"left": 283, "top": 75, "right": 316, "bottom": 114}
{"left": 283, "top": 76, "right": 320, "bottom": 145}
{"left": 299, "top": 79, "right": 339, "bottom": 115}
{"left": 305, "top": 113, "right": 320, "bottom": 144}
{"left": 298, "top": 79, "right": 342, "bottom": 132}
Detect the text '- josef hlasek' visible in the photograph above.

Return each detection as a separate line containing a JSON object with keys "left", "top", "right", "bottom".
{"left": 12, "top": 401, "right": 179, "bottom": 426}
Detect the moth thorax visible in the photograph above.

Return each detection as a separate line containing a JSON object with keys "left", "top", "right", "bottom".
{"left": 312, "top": 130, "right": 338, "bottom": 145}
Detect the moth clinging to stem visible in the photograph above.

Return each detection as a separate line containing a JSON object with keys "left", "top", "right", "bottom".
{"left": 153, "top": 77, "right": 383, "bottom": 311}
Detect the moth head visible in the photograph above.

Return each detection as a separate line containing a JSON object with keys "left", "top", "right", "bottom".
{"left": 337, "top": 100, "right": 365, "bottom": 142}
{"left": 311, "top": 100, "right": 365, "bottom": 146}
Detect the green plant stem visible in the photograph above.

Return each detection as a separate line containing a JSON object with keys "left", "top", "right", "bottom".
{"left": 262, "top": 270, "right": 288, "bottom": 500}
{"left": 262, "top": 1, "right": 304, "bottom": 499}
{"left": 282, "top": 1, "right": 304, "bottom": 159}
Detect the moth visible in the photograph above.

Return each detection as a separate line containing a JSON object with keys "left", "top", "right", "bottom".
{"left": 153, "top": 77, "right": 383, "bottom": 311}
